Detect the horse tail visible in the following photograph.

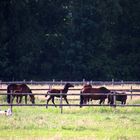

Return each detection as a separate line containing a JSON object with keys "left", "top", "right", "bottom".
{"left": 80, "top": 91, "right": 83, "bottom": 108}
{"left": 7, "top": 85, "right": 11, "bottom": 104}
{"left": 45, "top": 91, "right": 50, "bottom": 98}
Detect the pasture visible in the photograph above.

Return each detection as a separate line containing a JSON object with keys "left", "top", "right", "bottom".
{"left": 0, "top": 82, "right": 140, "bottom": 140}
{"left": 0, "top": 106, "right": 140, "bottom": 140}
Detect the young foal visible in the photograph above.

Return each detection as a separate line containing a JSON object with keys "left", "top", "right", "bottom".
{"left": 45, "top": 83, "right": 74, "bottom": 107}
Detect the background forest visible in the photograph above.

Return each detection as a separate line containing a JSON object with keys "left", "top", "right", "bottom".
{"left": 0, "top": 0, "right": 140, "bottom": 81}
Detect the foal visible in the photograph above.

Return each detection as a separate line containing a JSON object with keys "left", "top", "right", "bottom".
{"left": 108, "top": 91, "right": 127, "bottom": 105}
{"left": 45, "top": 83, "right": 74, "bottom": 107}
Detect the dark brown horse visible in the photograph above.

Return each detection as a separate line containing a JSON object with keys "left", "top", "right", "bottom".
{"left": 45, "top": 83, "right": 74, "bottom": 107}
{"left": 80, "top": 84, "right": 92, "bottom": 103}
{"left": 7, "top": 84, "right": 35, "bottom": 104}
{"left": 108, "top": 91, "right": 127, "bottom": 105}
{"left": 80, "top": 86, "right": 110, "bottom": 107}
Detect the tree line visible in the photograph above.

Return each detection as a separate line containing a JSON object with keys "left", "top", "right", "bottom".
{"left": 0, "top": 0, "right": 140, "bottom": 81}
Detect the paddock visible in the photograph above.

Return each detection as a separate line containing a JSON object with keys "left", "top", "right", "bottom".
{"left": 0, "top": 80, "right": 140, "bottom": 114}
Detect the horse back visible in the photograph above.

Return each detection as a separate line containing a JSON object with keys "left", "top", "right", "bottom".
{"left": 7, "top": 84, "right": 31, "bottom": 93}
{"left": 116, "top": 93, "right": 127, "bottom": 101}
{"left": 48, "top": 89, "right": 61, "bottom": 93}
{"left": 81, "top": 87, "right": 109, "bottom": 100}
{"left": 82, "top": 87, "right": 110, "bottom": 94}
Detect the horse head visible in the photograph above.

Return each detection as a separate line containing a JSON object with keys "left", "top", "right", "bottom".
{"left": 63, "top": 83, "right": 74, "bottom": 93}
{"left": 65, "top": 83, "right": 74, "bottom": 88}
{"left": 29, "top": 94, "right": 35, "bottom": 104}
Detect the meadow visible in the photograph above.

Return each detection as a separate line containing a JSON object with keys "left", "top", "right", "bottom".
{"left": 0, "top": 105, "right": 140, "bottom": 140}
{"left": 0, "top": 83, "right": 140, "bottom": 140}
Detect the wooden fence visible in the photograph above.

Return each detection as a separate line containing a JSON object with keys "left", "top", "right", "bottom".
{"left": 0, "top": 92, "right": 140, "bottom": 114}
{"left": 0, "top": 81, "right": 140, "bottom": 113}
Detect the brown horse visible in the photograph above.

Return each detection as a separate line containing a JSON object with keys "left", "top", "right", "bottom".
{"left": 7, "top": 83, "right": 35, "bottom": 104}
{"left": 80, "top": 86, "right": 110, "bottom": 107}
{"left": 108, "top": 91, "right": 127, "bottom": 105}
{"left": 80, "top": 84, "right": 92, "bottom": 103}
{"left": 45, "top": 83, "right": 74, "bottom": 107}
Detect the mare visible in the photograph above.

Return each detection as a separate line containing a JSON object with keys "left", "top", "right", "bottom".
{"left": 45, "top": 83, "right": 74, "bottom": 107}
{"left": 7, "top": 83, "right": 35, "bottom": 104}
{"left": 108, "top": 91, "right": 127, "bottom": 105}
{"left": 80, "top": 84, "right": 92, "bottom": 103}
{"left": 80, "top": 86, "right": 110, "bottom": 107}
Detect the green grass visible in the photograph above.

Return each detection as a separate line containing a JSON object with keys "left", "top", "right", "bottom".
{"left": 0, "top": 106, "right": 140, "bottom": 140}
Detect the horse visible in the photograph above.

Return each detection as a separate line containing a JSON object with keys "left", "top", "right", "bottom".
{"left": 80, "top": 84, "right": 92, "bottom": 103}
{"left": 80, "top": 86, "right": 110, "bottom": 107}
{"left": 108, "top": 91, "right": 127, "bottom": 105}
{"left": 7, "top": 83, "right": 35, "bottom": 104}
{"left": 45, "top": 83, "right": 74, "bottom": 107}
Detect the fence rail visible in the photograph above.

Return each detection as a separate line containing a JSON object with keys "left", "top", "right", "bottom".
{"left": 0, "top": 81, "right": 140, "bottom": 113}
{"left": 0, "top": 104, "right": 140, "bottom": 107}
{"left": 0, "top": 88, "right": 140, "bottom": 92}
{"left": 0, "top": 93, "right": 140, "bottom": 96}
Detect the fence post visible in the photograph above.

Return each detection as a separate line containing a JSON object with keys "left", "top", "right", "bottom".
{"left": 113, "top": 92, "right": 116, "bottom": 107}
{"left": 131, "top": 86, "right": 133, "bottom": 100}
{"left": 0, "top": 80, "right": 2, "bottom": 88}
{"left": 60, "top": 91, "right": 63, "bottom": 114}
{"left": 112, "top": 79, "right": 114, "bottom": 86}
{"left": 83, "top": 79, "right": 85, "bottom": 85}
{"left": 31, "top": 80, "right": 33, "bottom": 85}
{"left": 10, "top": 90, "right": 13, "bottom": 113}
{"left": 121, "top": 80, "right": 124, "bottom": 88}
{"left": 49, "top": 84, "right": 52, "bottom": 90}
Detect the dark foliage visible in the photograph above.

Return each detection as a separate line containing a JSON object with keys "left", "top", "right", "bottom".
{"left": 0, "top": 0, "right": 140, "bottom": 81}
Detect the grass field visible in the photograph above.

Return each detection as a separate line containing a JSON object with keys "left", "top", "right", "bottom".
{"left": 0, "top": 106, "right": 140, "bottom": 140}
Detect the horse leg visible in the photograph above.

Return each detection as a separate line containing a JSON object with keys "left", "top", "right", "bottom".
{"left": 16, "top": 96, "right": 19, "bottom": 104}
{"left": 124, "top": 100, "right": 126, "bottom": 105}
{"left": 52, "top": 97, "right": 56, "bottom": 107}
{"left": 80, "top": 94, "right": 83, "bottom": 108}
{"left": 99, "top": 99, "right": 104, "bottom": 105}
{"left": 100, "top": 99, "right": 105, "bottom": 105}
{"left": 64, "top": 96, "right": 69, "bottom": 104}
{"left": 121, "top": 100, "right": 125, "bottom": 106}
{"left": 11, "top": 96, "right": 15, "bottom": 103}
{"left": 25, "top": 95, "right": 27, "bottom": 104}
{"left": 46, "top": 96, "right": 52, "bottom": 108}
{"left": 19, "top": 96, "right": 23, "bottom": 104}
{"left": 99, "top": 100, "right": 102, "bottom": 105}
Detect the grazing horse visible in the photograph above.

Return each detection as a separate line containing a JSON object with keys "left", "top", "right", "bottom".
{"left": 80, "top": 86, "right": 110, "bottom": 107}
{"left": 45, "top": 83, "right": 74, "bottom": 107}
{"left": 108, "top": 91, "right": 127, "bottom": 105}
{"left": 7, "top": 84, "right": 35, "bottom": 104}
